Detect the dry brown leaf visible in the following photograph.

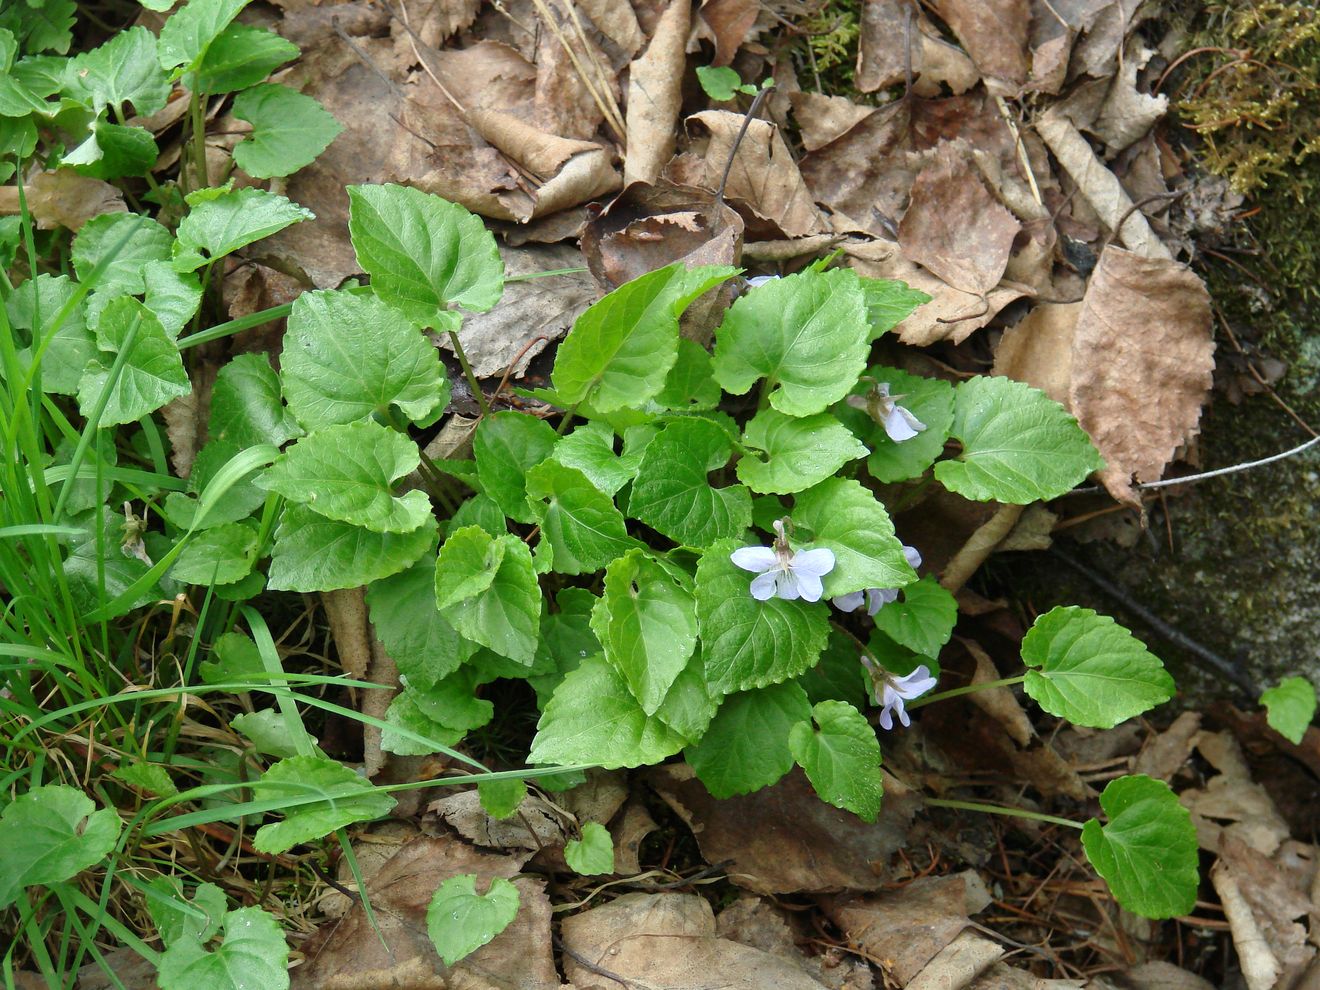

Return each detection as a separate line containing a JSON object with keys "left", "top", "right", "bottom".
{"left": 908, "top": 930, "right": 1005, "bottom": 990}
{"left": 927, "top": 0, "right": 1030, "bottom": 94}
{"left": 559, "top": 768, "right": 629, "bottom": 824}
{"left": 685, "top": 110, "right": 827, "bottom": 239}
{"left": 696, "top": 0, "right": 759, "bottom": 67}
{"left": 1035, "top": 109, "right": 1170, "bottom": 260}
{"left": 317, "top": 822, "right": 419, "bottom": 919}
{"left": 1010, "top": 744, "right": 1091, "bottom": 801}
{"left": 961, "top": 638, "right": 1034, "bottom": 747}
{"left": 613, "top": 799, "right": 657, "bottom": 874}
{"left": 561, "top": 892, "right": 834, "bottom": 990}
{"left": 1132, "top": 710, "right": 1201, "bottom": 781}
{"left": 1068, "top": 246, "right": 1214, "bottom": 504}
{"left": 1181, "top": 732, "right": 1291, "bottom": 856}
{"left": 899, "top": 144, "right": 1021, "bottom": 296}
{"left": 647, "top": 765, "right": 920, "bottom": 894}
{"left": 427, "top": 789, "right": 568, "bottom": 852}
{"left": 1120, "top": 961, "right": 1218, "bottom": 990}
{"left": 0, "top": 171, "right": 126, "bottom": 230}
{"left": 292, "top": 836, "right": 556, "bottom": 990}
{"left": 992, "top": 302, "right": 1081, "bottom": 406}
{"left": 1027, "top": 0, "right": 1077, "bottom": 95}
{"left": 159, "top": 367, "right": 213, "bottom": 481}
{"left": 718, "top": 898, "right": 875, "bottom": 990}
{"left": 939, "top": 503, "right": 1026, "bottom": 593}
{"left": 444, "top": 243, "right": 595, "bottom": 379}
{"left": 827, "top": 873, "right": 988, "bottom": 985}
{"left": 390, "top": 0, "right": 482, "bottom": 66}
{"left": 576, "top": 0, "right": 644, "bottom": 56}
{"left": 1212, "top": 834, "right": 1317, "bottom": 990}
{"left": 857, "top": 1, "right": 979, "bottom": 96}
{"left": 624, "top": 0, "right": 689, "bottom": 186}
{"left": 1069, "top": 0, "right": 1147, "bottom": 80}
{"left": 1088, "top": 46, "right": 1169, "bottom": 153}
{"left": 845, "top": 241, "right": 1024, "bottom": 346}
{"left": 791, "top": 93, "right": 876, "bottom": 153}
{"left": 527, "top": 4, "right": 619, "bottom": 141}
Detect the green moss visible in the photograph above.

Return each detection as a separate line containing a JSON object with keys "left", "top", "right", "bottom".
{"left": 1176, "top": 1, "right": 1320, "bottom": 296}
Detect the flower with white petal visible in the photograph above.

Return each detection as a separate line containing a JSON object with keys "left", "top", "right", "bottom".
{"left": 744, "top": 274, "right": 780, "bottom": 288}
{"left": 861, "top": 658, "right": 938, "bottom": 730}
{"left": 831, "top": 545, "right": 923, "bottom": 615}
{"left": 730, "top": 518, "right": 835, "bottom": 603}
{"left": 847, "top": 381, "right": 927, "bottom": 443}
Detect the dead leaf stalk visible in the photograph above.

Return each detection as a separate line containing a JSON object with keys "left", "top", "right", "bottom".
{"left": 713, "top": 86, "right": 774, "bottom": 229}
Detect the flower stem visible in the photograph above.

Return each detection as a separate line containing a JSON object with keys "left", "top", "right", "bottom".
{"left": 555, "top": 402, "right": 581, "bottom": 436}
{"left": 905, "top": 675, "right": 1026, "bottom": 710}
{"left": 188, "top": 87, "right": 209, "bottom": 191}
{"left": 925, "top": 797, "right": 1083, "bottom": 831}
{"left": 448, "top": 329, "right": 490, "bottom": 418}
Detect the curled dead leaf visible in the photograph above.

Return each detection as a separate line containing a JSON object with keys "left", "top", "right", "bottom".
{"left": 624, "top": 0, "right": 689, "bottom": 186}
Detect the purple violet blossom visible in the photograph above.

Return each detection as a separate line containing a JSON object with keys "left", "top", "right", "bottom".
{"left": 832, "top": 545, "right": 923, "bottom": 615}
{"left": 862, "top": 658, "right": 938, "bottom": 730}
{"left": 730, "top": 519, "right": 835, "bottom": 603}
{"left": 848, "top": 382, "right": 927, "bottom": 443}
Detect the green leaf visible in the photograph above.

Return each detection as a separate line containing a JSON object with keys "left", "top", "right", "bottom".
{"left": 69, "top": 26, "right": 170, "bottom": 115}
{"left": 112, "top": 760, "right": 178, "bottom": 796}
{"left": 529, "top": 655, "right": 687, "bottom": 769}
{"left": 252, "top": 755, "right": 395, "bottom": 853}
{"left": 267, "top": 503, "right": 436, "bottom": 592}
{"left": 348, "top": 183, "right": 504, "bottom": 322}
{"left": 450, "top": 493, "right": 507, "bottom": 537}
{"left": 174, "top": 186, "right": 312, "bottom": 272}
{"left": 934, "top": 376, "right": 1104, "bottom": 503}
{"left": 258, "top": 421, "right": 431, "bottom": 533}
{"left": 78, "top": 296, "right": 190, "bottom": 427}
{"left": 477, "top": 779, "right": 527, "bottom": 819}
{"left": 367, "top": 558, "right": 475, "bottom": 692}
{"left": 695, "top": 65, "right": 742, "bottom": 101}
{"left": 170, "top": 521, "right": 258, "bottom": 585}
{"left": 1022, "top": 606, "right": 1174, "bottom": 729}
{"left": 552, "top": 263, "right": 736, "bottom": 412}
{"left": 195, "top": 23, "right": 298, "bottom": 93}
{"left": 434, "top": 528, "right": 541, "bottom": 665}
{"left": 628, "top": 417, "right": 751, "bottom": 547}
{"left": 788, "top": 700, "right": 883, "bottom": 822}
{"left": 860, "top": 277, "right": 929, "bottom": 338}
{"left": 1261, "top": 677, "right": 1316, "bottom": 745}
{"left": 409, "top": 666, "right": 495, "bottom": 731}
{"left": 0, "top": 0, "right": 74, "bottom": 54}
{"left": 550, "top": 420, "right": 650, "bottom": 496}
{"left": 655, "top": 338, "right": 721, "bottom": 411}
{"left": 873, "top": 576, "right": 957, "bottom": 658}
{"left": 713, "top": 268, "right": 871, "bottom": 417}
{"left": 0, "top": 117, "right": 38, "bottom": 182}
{"left": 426, "top": 875, "right": 520, "bottom": 967}
{"left": 72, "top": 212, "right": 172, "bottom": 297}
{"left": 157, "top": 906, "right": 289, "bottom": 990}
{"left": 280, "top": 288, "right": 447, "bottom": 428}
{"left": 799, "top": 628, "right": 869, "bottom": 710}
{"left": 736, "top": 408, "right": 868, "bottom": 495}
{"left": 686, "top": 683, "right": 811, "bottom": 798}
{"left": 1081, "top": 775, "right": 1198, "bottom": 919}
{"left": 7, "top": 273, "right": 93, "bottom": 395}
{"left": 842, "top": 368, "right": 955, "bottom": 483}
{"left": 380, "top": 691, "right": 465, "bottom": 755}
{"left": 231, "top": 83, "right": 342, "bottom": 179}
{"left": 529, "top": 588, "right": 600, "bottom": 704}
{"left": 147, "top": 878, "right": 226, "bottom": 949}
{"left": 231, "top": 710, "right": 320, "bottom": 759}
{"left": 473, "top": 411, "right": 558, "bottom": 524}
{"left": 695, "top": 539, "right": 830, "bottom": 696}
{"left": 565, "top": 821, "right": 614, "bottom": 876}
{"left": 158, "top": 0, "right": 250, "bottom": 70}
{"left": 143, "top": 261, "right": 203, "bottom": 339}
{"left": 0, "top": 785, "right": 122, "bottom": 908}
{"left": 67, "top": 120, "right": 159, "bottom": 180}
{"left": 525, "top": 460, "right": 635, "bottom": 575}
{"left": 791, "top": 478, "right": 915, "bottom": 598}
{"left": 591, "top": 549, "right": 698, "bottom": 714}
{"left": 199, "top": 630, "right": 263, "bottom": 685}
{"left": 210, "top": 352, "right": 301, "bottom": 448}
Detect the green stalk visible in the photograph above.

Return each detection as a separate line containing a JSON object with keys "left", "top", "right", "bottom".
{"left": 188, "top": 86, "right": 209, "bottom": 191}
{"left": 448, "top": 329, "right": 490, "bottom": 417}
{"left": 925, "top": 797, "right": 1083, "bottom": 831}
{"left": 905, "top": 675, "right": 1026, "bottom": 710}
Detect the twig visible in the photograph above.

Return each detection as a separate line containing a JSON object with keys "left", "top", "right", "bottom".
{"left": 494, "top": 335, "right": 551, "bottom": 400}
{"left": 1065, "top": 435, "right": 1320, "bottom": 495}
{"left": 1214, "top": 308, "right": 1319, "bottom": 438}
{"left": 553, "top": 934, "right": 642, "bottom": 988}
{"left": 713, "top": 86, "right": 773, "bottom": 228}
{"left": 1046, "top": 545, "right": 1257, "bottom": 695}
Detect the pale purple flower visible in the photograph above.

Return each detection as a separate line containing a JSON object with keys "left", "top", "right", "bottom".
{"left": 730, "top": 519, "right": 835, "bottom": 603}
{"left": 832, "top": 545, "right": 923, "bottom": 615}
{"left": 745, "top": 274, "right": 780, "bottom": 288}
{"left": 848, "top": 382, "right": 927, "bottom": 443}
{"left": 862, "top": 659, "right": 938, "bottom": 730}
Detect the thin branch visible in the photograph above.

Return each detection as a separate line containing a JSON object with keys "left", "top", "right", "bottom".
{"left": 713, "top": 86, "right": 774, "bottom": 228}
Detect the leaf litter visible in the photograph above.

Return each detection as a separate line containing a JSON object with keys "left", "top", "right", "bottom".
{"left": 55, "top": 0, "right": 1320, "bottom": 986}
